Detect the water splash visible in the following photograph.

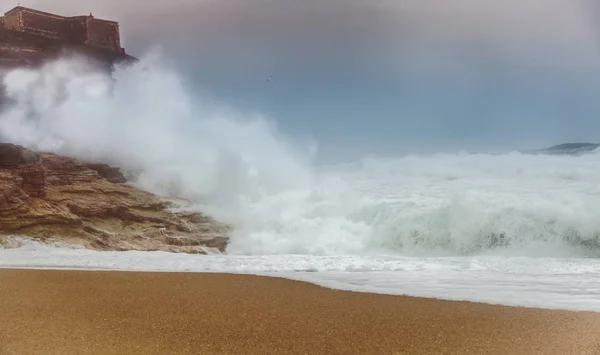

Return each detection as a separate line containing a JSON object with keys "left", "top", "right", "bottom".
{"left": 1, "top": 53, "right": 599, "bottom": 257}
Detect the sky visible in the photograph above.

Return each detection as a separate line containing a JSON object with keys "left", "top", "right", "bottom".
{"left": 2, "top": 0, "right": 600, "bottom": 161}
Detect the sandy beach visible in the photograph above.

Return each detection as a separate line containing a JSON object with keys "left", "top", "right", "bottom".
{"left": 0, "top": 269, "right": 598, "bottom": 355}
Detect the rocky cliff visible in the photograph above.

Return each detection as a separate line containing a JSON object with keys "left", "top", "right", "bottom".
{"left": 0, "top": 143, "right": 229, "bottom": 253}
{"left": 0, "top": 28, "right": 136, "bottom": 71}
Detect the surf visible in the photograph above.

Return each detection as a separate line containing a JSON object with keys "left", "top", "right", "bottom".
{"left": 0, "top": 53, "right": 599, "bottom": 258}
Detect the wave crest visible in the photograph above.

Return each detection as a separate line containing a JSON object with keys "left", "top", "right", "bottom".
{"left": 1, "top": 54, "right": 599, "bottom": 257}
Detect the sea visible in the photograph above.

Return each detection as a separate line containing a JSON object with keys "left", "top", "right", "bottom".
{"left": 0, "top": 54, "right": 599, "bottom": 313}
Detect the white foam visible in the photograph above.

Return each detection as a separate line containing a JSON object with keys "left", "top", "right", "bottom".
{"left": 1, "top": 54, "right": 599, "bottom": 313}
{"left": 1, "top": 55, "right": 600, "bottom": 256}
{"left": 0, "top": 242, "right": 598, "bottom": 312}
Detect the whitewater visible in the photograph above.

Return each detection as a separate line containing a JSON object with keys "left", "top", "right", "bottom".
{"left": 0, "top": 53, "right": 599, "bottom": 312}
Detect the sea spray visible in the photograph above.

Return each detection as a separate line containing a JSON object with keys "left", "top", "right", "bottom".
{"left": 0, "top": 52, "right": 318, "bottom": 208}
{"left": 1, "top": 53, "right": 600, "bottom": 256}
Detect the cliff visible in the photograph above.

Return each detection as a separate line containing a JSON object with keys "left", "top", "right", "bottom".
{"left": 0, "top": 143, "right": 229, "bottom": 253}
{"left": 0, "top": 28, "right": 135, "bottom": 71}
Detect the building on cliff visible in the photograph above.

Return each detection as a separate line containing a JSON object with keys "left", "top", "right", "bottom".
{"left": 0, "top": 6, "right": 136, "bottom": 69}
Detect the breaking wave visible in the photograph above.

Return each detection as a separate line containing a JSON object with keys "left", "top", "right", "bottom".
{"left": 0, "top": 52, "right": 599, "bottom": 257}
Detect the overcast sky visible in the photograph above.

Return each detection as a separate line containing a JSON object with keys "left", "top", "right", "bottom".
{"left": 3, "top": 0, "right": 600, "bottom": 160}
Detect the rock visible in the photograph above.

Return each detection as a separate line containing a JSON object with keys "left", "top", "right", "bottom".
{"left": 83, "top": 163, "right": 127, "bottom": 183}
{"left": 19, "top": 164, "right": 46, "bottom": 197}
{"left": 0, "top": 236, "right": 24, "bottom": 249}
{"left": 0, "top": 143, "right": 40, "bottom": 167}
{"left": 0, "top": 143, "right": 230, "bottom": 254}
{"left": 0, "top": 26, "right": 137, "bottom": 72}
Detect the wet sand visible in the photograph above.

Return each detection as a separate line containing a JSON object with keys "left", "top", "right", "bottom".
{"left": 0, "top": 269, "right": 599, "bottom": 355}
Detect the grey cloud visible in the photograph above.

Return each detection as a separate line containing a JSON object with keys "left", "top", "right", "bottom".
{"left": 1, "top": 0, "right": 600, "bottom": 158}
{"left": 2, "top": 0, "right": 599, "bottom": 67}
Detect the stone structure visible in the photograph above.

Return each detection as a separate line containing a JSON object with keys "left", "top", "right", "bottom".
{"left": 0, "top": 6, "right": 123, "bottom": 53}
{"left": 0, "top": 6, "right": 135, "bottom": 70}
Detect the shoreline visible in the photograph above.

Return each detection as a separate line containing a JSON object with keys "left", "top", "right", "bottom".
{"left": 1, "top": 265, "right": 598, "bottom": 313}
{"left": 1, "top": 269, "right": 599, "bottom": 354}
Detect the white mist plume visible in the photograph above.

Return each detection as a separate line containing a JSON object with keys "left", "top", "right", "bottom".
{"left": 0, "top": 52, "right": 318, "bottom": 208}
{"left": 0, "top": 51, "right": 363, "bottom": 255}
{"left": 1, "top": 51, "right": 600, "bottom": 257}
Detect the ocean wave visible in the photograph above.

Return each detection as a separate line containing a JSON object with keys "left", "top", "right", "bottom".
{"left": 1, "top": 54, "right": 599, "bottom": 257}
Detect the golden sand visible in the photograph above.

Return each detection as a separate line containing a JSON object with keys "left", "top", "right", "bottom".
{"left": 0, "top": 269, "right": 599, "bottom": 354}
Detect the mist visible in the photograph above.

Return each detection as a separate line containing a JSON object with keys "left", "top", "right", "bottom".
{"left": 1, "top": 0, "right": 600, "bottom": 160}
{"left": 0, "top": 54, "right": 357, "bottom": 254}
{"left": 1, "top": 3, "right": 600, "bottom": 255}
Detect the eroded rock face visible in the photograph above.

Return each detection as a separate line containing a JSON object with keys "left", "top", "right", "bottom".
{"left": 83, "top": 163, "right": 127, "bottom": 183}
{"left": 0, "top": 144, "right": 45, "bottom": 198}
{"left": 0, "top": 143, "right": 230, "bottom": 254}
{"left": 0, "top": 143, "right": 40, "bottom": 167}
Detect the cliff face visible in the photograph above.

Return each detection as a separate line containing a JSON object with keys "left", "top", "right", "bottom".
{"left": 0, "top": 143, "right": 229, "bottom": 253}
{"left": 0, "top": 28, "right": 136, "bottom": 71}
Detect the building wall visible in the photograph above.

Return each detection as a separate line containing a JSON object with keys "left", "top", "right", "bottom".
{"left": 21, "top": 11, "right": 71, "bottom": 40}
{"left": 66, "top": 17, "right": 88, "bottom": 43}
{"left": 86, "top": 19, "right": 120, "bottom": 51}
{"left": 2, "top": 10, "right": 22, "bottom": 31}
{"left": 1, "top": 7, "right": 123, "bottom": 53}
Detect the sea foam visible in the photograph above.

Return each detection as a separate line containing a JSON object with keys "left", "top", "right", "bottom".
{"left": 1, "top": 53, "right": 600, "bottom": 258}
